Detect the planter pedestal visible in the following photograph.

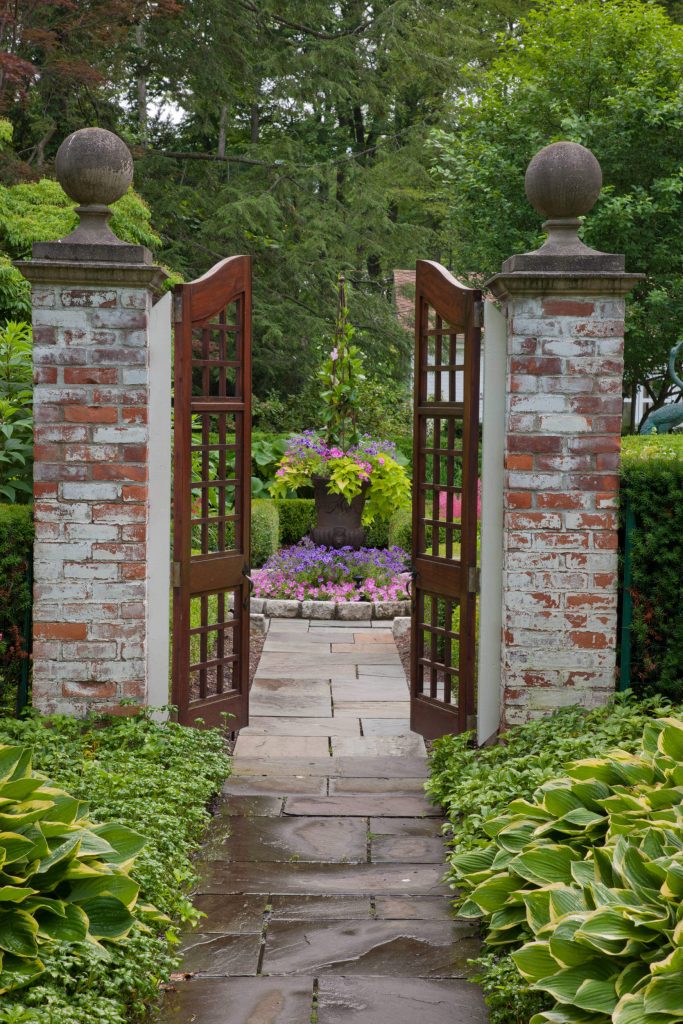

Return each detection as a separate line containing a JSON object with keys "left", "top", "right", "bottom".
{"left": 311, "top": 476, "right": 367, "bottom": 549}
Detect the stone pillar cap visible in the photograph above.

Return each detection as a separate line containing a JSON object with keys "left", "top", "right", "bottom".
{"left": 501, "top": 141, "right": 624, "bottom": 274}
{"left": 33, "top": 127, "right": 151, "bottom": 265}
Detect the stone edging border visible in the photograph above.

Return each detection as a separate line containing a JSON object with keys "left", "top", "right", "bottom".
{"left": 249, "top": 597, "right": 411, "bottom": 621}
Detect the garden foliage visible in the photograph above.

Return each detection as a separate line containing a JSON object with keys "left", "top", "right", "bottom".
{"left": 0, "top": 743, "right": 149, "bottom": 995}
{"left": 620, "top": 435, "right": 683, "bottom": 701}
{"left": 0, "top": 505, "right": 33, "bottom": 714}
{"left": 270, "top": 431, "right": 410, "bottom": 523}
{"left": 251, "top": 499, "right": 279, "bottom": 567}
{"left": 450, "top": 716, "right": 683, "bottom": 1023}
{"left": 0, "top": 322, "right": 33, "bottom": 504}
{"left": 0, "top": 710, "right": 230, "bottom": 1024}
{"left": 253, "top": 540, "right": 410, "bottom": 602}
{"left": 427, "top": 697, "right": 683, "bottom": 1024}
{"left": 272, "top": 498, "right": 317, "bottom": 546}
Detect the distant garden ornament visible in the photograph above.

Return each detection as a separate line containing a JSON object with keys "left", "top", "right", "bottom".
{"left": 639, "top": 340, "right": 683, "bottom": 434}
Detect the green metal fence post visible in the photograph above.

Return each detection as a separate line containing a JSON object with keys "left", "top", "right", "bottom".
{"left": 618, "top": 498, "right": 635, "bottom": 693}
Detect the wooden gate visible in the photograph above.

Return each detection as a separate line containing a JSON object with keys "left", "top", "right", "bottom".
{"left": 410, "top": 260, "right": 482, "bottom": 740}
{"left": 172, "top": 256, "right": 252, "bottom": 729}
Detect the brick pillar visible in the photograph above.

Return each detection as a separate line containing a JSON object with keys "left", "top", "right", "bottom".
{"left": 17, "top": 128, "right": 170, "bottom": 716}
{"left": 486, "top": 142, "right": 641, "bottom": 726}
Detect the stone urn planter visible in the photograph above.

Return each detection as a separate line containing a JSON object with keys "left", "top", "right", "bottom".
{"left": 311, "top": 476, "right": 368, "bottom": 549}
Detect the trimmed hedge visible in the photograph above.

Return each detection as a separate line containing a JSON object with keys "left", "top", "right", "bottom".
{"left": 273, "top": 498, "right": 316, "bottom": 545}
{"left": 251, "top": 499, "right": 279, "bottom": 567}
{"left": 388, "top": 506, "right": 412, "bottom": 552}
{"left": 0, "top": 504, "right": 33, "bottom": 713}
{"left": 620, "top": 435, "right": 683, "bottom": 701}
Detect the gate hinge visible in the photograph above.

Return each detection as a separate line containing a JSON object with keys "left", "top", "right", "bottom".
{"left": 171, "top": 561, "right": 181, "bottom": 588}
{"left": 173, "top": 292, "right": 183, "bottom": 321}
{"left": 468, "top": 566, "right": 480, "bottom": 594}
{"left": 473, "top": 300, "right": 484, "bottom": 329}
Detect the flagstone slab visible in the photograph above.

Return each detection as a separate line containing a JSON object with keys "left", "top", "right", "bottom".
{"left": 371, "top": 836, "right": 445, "bottom": 864}
{"left": 351, "top": 632, "right": 394, "bottom": 643}
{"left": 309, "top": 620, "right": 372, "bottom": 628}
{"left": 256, "top": 665, "right": 357, "bottom": 681}
{"left": 196, "top": 861, "right": 450, "bottom": 896}
{"left": 189, "top": 895, "right": 268, "bottom": 933}
{"left": 331, "top": 683, "right": 407, "bottom": 703}
{"left": 263, "top": 641, "right": 334, "bottom": 653}
{"left": 164, "top": 977, "right": 315, "bottom": 1024}
{"left": 360, "top": 718, "right": 413, "bottom": 735}
{"left": 370, "top": 817, "right": 444, "bottom": 837}
{"left": 330, "top": 736, "right": 425, "bottom": 758}
{"left": 234, "top": 735, "right": 331, "bottom": 759}
{"left": 333, "top": 701, "right": 412, "bottom": 718}
{"left": 223, "top": 775, "right": 327, "bottom": 797}
{"left": 204, "top": 816, "right": 368, "bottom": 864}
{"left": 373, "top": 896, "right": 456, "bottom": 920}
{"left": 219, "top": 796, "right": 284, "bottom": 817}
{"left": 261, "top": 919, "right": 479, "bottom": 977}
{"left": 242, "top": 716, "right": 360, "bottom": 737}
{"left": 357, "top": 664, "right": 407, "bottom": 677}
{"left": 248, "top": 682, "right": 332, "bottom": 718}
{"left": 177, "top": 932, "right": 262, "bottom": 976}
{"left": 329, "top": 777, "right": 426, "bottom": 795}
{"left": 232, "top": 757, "right": 429, "bottom": 778}
{"left": 316, "top": 977, "right": 488, "bottom": 1023}
{"left": 284, "top": 795, "right": 438, "bottom": 817}
{"left": 269, "top": 896, "right": 374, "bottom": 920}
{"left": 258, "top": 651, "right": 400, "bottom": 670}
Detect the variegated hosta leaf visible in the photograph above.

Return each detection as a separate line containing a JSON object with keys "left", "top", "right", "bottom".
{"left": 0, "top": 743, "right": 154, "bottom": 995}
{"left": 450, "top": 717, "right": 683, "bottom": 1022}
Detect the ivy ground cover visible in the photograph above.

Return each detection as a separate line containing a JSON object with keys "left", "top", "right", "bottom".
{"left": 252, "top": 539, "right": 410, "bottom": 602}
{"left": 0, "top": 709, "right": 230, "bottom": 1024}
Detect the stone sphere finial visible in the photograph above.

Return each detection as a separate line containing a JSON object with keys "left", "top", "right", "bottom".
{"left": 55, "top": 127, "right": 133, "bottom": 207}
{"left": 525, "top": 141, "right": 602, "bottom": 220}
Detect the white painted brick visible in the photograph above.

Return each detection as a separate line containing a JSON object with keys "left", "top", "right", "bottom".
{"left": 122, "top": 369, "right": 148, "bottom": 385}
{"left": 61, "top": 482, "right": 121, "bottom": 501}
{"left": 64, "top": 523, "right": 119, "bottom": 541}
{"left": 34, "top": 540, "right": 92, "bottom": 562}
{"left": 538, "top": 414, "right": 592, "bottom": 433}
{"left": 92, "top": 426, "right": 148, "bottom": 445}
{"left": 510, "top": 394, "right": 569, "bottom": 413}
{"left": 63, "top": 562, "right": 119, "bottom": 580}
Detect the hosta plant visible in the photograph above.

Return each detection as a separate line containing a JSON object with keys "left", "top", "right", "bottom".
{"left": 0, "top": 743, "right": 152, "bottom": 994}
{"left": 452, "top": 717, "right": 683, "bottom": 1023}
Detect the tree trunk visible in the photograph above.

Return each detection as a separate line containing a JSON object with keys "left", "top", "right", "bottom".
{"left": 136, "top": 23, "right": 147, "bottom": 146}
{"left": 250, "top": 103, "right": 259, "bottom": 144}
{"left": 217, "top": 104, "right": 228, "bottom": 159}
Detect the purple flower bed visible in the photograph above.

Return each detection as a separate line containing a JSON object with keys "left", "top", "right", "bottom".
{"left": 253, "top": 539, "right": 411, "bottom": 602}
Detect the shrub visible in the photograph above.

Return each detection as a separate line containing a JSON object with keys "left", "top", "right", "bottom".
{"left": 388, "top": 506, "right": 412, "bottom": 553}
{"left": 273, "top": 498, "right": 316, "bottom": 544}
{"left": 620, "top": 435, "right": 683, "bottom": 701}
{"left": 450, "top": 716, "right": 683, "bottom": 1024}
{"left": 0, "top": 710, "right": 230, "bottom": 1023}
{"left": 0, "top": 504, "right": 33, "bottom": 713}
{"left": 364, "top": 515, "right": 390, "bottom": 548}
{"left": 251, "top": 498, "right": 279, "bottom": 567}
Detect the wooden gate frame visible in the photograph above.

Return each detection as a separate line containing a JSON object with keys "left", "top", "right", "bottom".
{"left": 172, "top": 256, "right": 252, "bottom": 729}
{"left": 410, "top": 260, "right": 482, "bottom": 740}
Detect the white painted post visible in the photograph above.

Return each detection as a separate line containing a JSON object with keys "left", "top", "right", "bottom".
{"left": 477, "top": 302, "right": 507, "bottom": 744}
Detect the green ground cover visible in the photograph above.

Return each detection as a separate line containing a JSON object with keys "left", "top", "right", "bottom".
{"left": 0, "top": 710, "right": 229, "bottom": 1024}
{"left": 427, "top": 695, "right": 683, "bottom": 1024}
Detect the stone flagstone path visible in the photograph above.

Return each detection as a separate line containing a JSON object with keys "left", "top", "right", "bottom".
{"left": 164, "top": 618, "right": 487, "bottom": 1023}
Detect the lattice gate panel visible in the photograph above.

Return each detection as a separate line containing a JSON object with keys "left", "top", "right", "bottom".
{"left": 410, "top": 260, "right": 482, "bottom": 740}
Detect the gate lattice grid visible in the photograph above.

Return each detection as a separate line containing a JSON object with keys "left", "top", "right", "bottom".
{"left": 172, "top": 257, "right": 252, "bottom": 729}
{"left": 410, "top": 260, "right": 482, "bottom": 740}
